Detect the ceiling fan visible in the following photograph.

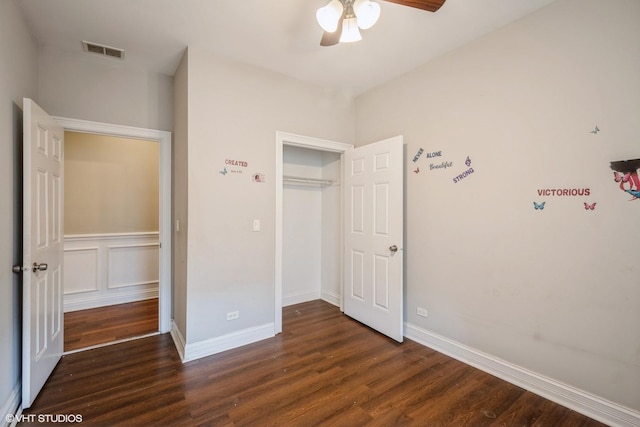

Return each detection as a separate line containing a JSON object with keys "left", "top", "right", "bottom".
{"left": 317, "top": 0, "right": 446, "bottom": 46}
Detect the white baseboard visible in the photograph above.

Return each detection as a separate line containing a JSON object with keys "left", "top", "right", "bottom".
{"left": 64, "top": 289, "right": 158, "bottom": 312}
{"left": 283, "top": 290, "right": 321, "bottom": 307}
{"left": 170, "top": 320, "right": 186, "bottom": 362}
{"left": 404, "top": 323, "right": 640, "bottom": 427}
{"left": 321, "top": 290, "right": 341, "bottom": 307}
{"left": 1, "top": 382, "right": 21, "bottom": 426}
{"left": 177, "top": 323, "right": 275, "bottom": 363}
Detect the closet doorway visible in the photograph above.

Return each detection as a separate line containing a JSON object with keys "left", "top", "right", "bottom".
{"left": 275, "top": 132, "right": 353, "bottom": 333}
{"left": 275, "top": 132, "right": 405, "bottom": 341}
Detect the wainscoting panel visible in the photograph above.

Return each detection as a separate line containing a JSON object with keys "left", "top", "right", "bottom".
{"left": 63, "top": 247, "right": 99, "bottom": 294}
{"left": 107, "top": 243, "right": 160, "bottom": 289}
{"left": 64, "top": 232, "right": 159, "bottom": 312}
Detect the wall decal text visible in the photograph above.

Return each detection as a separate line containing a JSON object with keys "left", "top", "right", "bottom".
{"left": 225, "top": 159, "right": 248, "bottom": 167}
{"left": 452, "top": 155, "right": 474, "bottom": 184}
{"left": 536, "top": 188, "right": 590, "bottom": 197}
{"left": 221, "top": 158, "right": 249, "bottom": 175}
{"left": 430, "top": 161, "right": 452, "bottom": 171}
{"left": 453, "top": 168, "right": 474, "bottom": 184}
{"left": 412, "top": 148, "right": 424, "bottom": 163}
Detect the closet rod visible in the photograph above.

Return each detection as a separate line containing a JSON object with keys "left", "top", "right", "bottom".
{"left": 282, "top": 175, "right": 334, "bottom": 186}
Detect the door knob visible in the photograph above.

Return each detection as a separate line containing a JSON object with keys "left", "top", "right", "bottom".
{"left": 389, "top": 245, "right": 398, "bottom": 253}
{"left": 32, "top": 263, "right": 48, "bottom": 272}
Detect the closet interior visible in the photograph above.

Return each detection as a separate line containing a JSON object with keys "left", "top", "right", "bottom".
{"left": 282, "top": 145, "right": 342, "bottom": 307}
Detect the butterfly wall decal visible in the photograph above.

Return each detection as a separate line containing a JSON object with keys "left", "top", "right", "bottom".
{"left": 533, "top": 201, "right": 545, "bottom": 210}
{"left": 465, "top": 156, "right": 471, "bottom": 167}
{"left": 614, "top": 171, "right": 630, "bottom": 183}
{"left": 219, "top": 167, "right": 228, "bottom": 175}
{"left": 414, "top": 167, "right": 420, "bottom": 174}
{"left": 584, "top": 202, "right": 596, "bottom": 210}
{"left": 590, "top": 125, "right": 600, "bottom": 134}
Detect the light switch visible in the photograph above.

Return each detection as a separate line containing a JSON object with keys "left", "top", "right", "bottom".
{"left": 253, "top": 219, "right": 260, "bottom": 232}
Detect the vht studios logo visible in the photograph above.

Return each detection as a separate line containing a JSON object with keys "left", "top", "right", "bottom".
{"left": 6, "top": 413, "right": 83, "bottom": 424}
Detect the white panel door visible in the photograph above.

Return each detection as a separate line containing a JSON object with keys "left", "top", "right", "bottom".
{"left": 344, "top": 136, "right": 404, "bottom": 342}
{"left": 22, "top": 98, "right": 64, "bottom": 408}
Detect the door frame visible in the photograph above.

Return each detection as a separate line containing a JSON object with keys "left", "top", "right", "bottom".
{"left": 274, "top": 131, "right": 353, "bottom": 334}
{"left": 54, "top": 117, "right": 172, "bottom": 334}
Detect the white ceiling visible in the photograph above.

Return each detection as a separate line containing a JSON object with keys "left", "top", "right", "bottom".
{"left": 18, "top": 0, "right": 557, "bottom": 96}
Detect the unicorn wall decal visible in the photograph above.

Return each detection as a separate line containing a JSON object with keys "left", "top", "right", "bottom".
{"left": 610, "top": 159, "right": 640, "bottom": 201}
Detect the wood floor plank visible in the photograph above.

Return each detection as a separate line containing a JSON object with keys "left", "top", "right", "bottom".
{"left": 64, "top": 298, "right": 159, "bottom": 351}
{"left": 21, "top": 300, "right": 607, "bottom": 426}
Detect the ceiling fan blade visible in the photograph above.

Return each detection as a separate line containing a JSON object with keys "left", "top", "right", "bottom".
{"left": 320, "top": 5, "right": 346, "bottom": 47}
{"left": 382, "top": 0, "right": 446, "bottom": 12}
{"left": 320, "top": 29, "right": 341, "bottom": 46}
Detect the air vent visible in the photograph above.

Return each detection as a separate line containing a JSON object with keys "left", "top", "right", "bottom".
{"left": 82, "top": 40, "right": 125, "bottom": 60}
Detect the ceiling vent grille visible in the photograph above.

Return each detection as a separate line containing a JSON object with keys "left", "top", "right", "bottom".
{"left": 82, "top": 40, "right": 125, "bottom": 60}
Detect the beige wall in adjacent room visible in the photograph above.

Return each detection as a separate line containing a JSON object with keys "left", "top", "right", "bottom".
{"left": 64, "top": 131, "right": 159, "bottom": 235}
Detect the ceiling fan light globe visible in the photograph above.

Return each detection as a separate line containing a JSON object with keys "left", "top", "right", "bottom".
{"left": 316, "top": 0, "right": 344, "bottom": 33}
{"left": 354, "top": 0, "right": 380, "bottom": 30}
{"left": 339, "top": 17, "right": 362, "bottom": 43}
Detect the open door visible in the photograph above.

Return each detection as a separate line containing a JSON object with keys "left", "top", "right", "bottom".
{"left": 343, "top": 136, "right": 404, "bottom": 342}
{"left": 21, "top": 98, "right": 64, "bottom": 408}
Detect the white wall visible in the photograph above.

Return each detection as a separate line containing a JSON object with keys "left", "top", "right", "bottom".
{"left": 355, "top": 0, "right": 640, "bottom": 414}
{"left": 320, "top": 152, "right": 342, "bottom": 303}
{"left": 0, "top": 0, "right": 38, "bottom": 418}
{"left": 283, "top": 146, "right": 323, "bottom": 305}
{"left": 38, "top": 47, "right": 173, "bottom": 132}
{"left": 172, "top": 50, "right": 188, "bottom": 340}
{"left": 175, "top": 47, "right": 355, "bottom": 350}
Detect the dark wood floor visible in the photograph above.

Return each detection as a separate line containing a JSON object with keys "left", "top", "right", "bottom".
{"left": 23, "top": 300, "right": 604, "bottom": 426}
{"left": 64, "top": 298, "right": 158, "bottom": 351}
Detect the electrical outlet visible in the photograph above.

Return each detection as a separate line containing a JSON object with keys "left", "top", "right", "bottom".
{"left": 417, "top": 307, "right": 428, "bottom": 318}
{"left": 227, "top": 311, "right": 239, "bottom": 320}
